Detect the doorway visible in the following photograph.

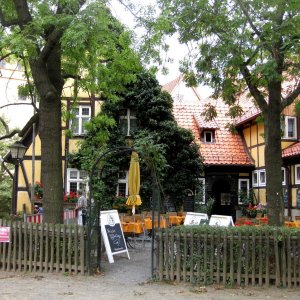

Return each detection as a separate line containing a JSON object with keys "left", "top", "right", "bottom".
{"left": 211, "top": 178, "right": 234, "bottom": 219}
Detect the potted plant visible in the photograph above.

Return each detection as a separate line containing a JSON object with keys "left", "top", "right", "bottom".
{"left": 113, "top": 194, "right": 129, "bottom": 213}
{"left": 63, "top": 191, "right": 79, "bottom": 209}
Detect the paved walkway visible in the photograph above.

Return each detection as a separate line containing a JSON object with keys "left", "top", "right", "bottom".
{"left": 0, "top": 242, "right": 299, "bottom": 299}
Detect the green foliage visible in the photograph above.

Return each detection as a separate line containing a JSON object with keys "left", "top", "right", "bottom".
{"left": 140, "top": 0, "right": 300, "bottom": 225}
{"left": 0, "top": 125, "right": 13, "bottom": 218}
{"left": 76, "top": 71, "right": 203, "bottom": 212}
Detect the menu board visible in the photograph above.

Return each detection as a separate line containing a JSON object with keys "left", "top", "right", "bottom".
{"left": 209, "top": 215, "right": 235, "bottom": 227}
{"left": 100, "top": 210, "right": 130, "bottom": 263}
{"left": 184, "top": 212, "right": 208, "bottom": 226}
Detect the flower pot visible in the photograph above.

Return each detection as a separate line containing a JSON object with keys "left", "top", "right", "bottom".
{"left": 64, "top": 202, "right": 76, "bottom": 210}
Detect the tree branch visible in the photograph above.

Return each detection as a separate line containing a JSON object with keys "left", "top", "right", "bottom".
{"left": 0, "top": 8, "right": 18, "bottom": 26}
{"left": 235, "top": 0, "right": 271, "bottom": 52}
{"left": 240, "top": 64, "right": 268, "bottom": 111}
{"left": 0, "top": 102, "right": 34, "bottom": 109}
{"left": 0, "top": 129, "right": 20, "bottom": 140}
{"left": 12, "top": 0, "right": 32, "bottom": 29}
{"left": 0, "top": 116, "right": 9, "bottom": 134}
{"left": 281, "top": 80, "right": 300, "bottom": 110}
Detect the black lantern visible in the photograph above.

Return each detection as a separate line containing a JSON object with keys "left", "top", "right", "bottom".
{"left": 9, "top": 141, "right": 27, "bottom": 160}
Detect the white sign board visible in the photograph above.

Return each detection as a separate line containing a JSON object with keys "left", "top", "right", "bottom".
{"left": 184, "top": 212, "right": 208, "bottom": 226}
{"left": 209, "top": 215, "right": 235, "bottom": 227}
{"left": 100, "top": 210, "right": 130, "bottom": 263}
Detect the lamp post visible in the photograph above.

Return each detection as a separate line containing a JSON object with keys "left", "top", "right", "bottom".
{"left": 9, "top": 141, "right": 27, "bottom": 215}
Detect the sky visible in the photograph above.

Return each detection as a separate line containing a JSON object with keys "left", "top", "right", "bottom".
{"left": 109, "top": 0, "right": 212, "bottom": 96}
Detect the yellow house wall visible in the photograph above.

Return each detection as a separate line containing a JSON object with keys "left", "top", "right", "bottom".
{"left": 243, "top": 127, "right": 251, "bottom": 147}
{"left": 253, "top": 188, "right": 267, "bottom": 204}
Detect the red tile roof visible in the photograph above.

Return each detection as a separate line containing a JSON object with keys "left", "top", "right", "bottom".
{"left": 282, "top": 142, "right": 300, "bottom": 158}
{"left": 172, "top": 93, "right": 254, "bottom": 167}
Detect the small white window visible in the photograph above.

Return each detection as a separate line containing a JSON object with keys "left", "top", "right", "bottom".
{"left": 117, "top": 170, "right": 128, "bottom": 196}
{"left": 252, "top": 170, "right": 258, "bottom": 187}
{"left": 282, "top": 116, "right": 297, "bottom": 139}
{"left": 259, "top": 169, "right": 266, "bottom": 186}
{"left": 120, "top": 108, "right": 137, "bottom": 136}
{"left": 71, "top": 106, "right": 91, "bottom": 135}
{"left": 295, "top": 164, "right": 300, "bottom": 184}
{"left": 203, "top": 131, "right": 214, "bottom": 143}
{"left": 195, "top": 178, "right": 205, "bottom": 204}
{"left": 67, "top": 168, "right": 87, "bottom": 193}
{"left": 238, "top": 178, "right": 250, "bottom": 204}
{"left": 282, "top": 167, "right": 286, "bottom": 185}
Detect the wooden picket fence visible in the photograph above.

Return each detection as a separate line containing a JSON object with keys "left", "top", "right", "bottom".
{"left": 156, "top": 226, "right": 300, "bottom": 288}
{"left": 0, "top": 219, "right": 86, "bottom": 274}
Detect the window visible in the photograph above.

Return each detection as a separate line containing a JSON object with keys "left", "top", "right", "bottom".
{"left": 295, "top": 164, "right": 300, "bottom": 184}
{"left": 252, "top": 170, "right": 258, "bottom": 187}
{"left": 194, "top": 178, "right": 205, "bottom": 204}
{"left": 238, "top": 179, "right": 250, "bottom": 204}
{"left": 282, "top": 167, "right": 286, "bottom": 185}
{"left": 71, "top": 106, "right": 91, "bottom": 135}
{"left": 282, "top": 116, "right": 297, "bottom": 139}
{"left": 259, "top": 169, "right": 266, "bottom": 186}
{"left": 0, "top": 60, "right": 6, "bottom": 68}
{"left": 117, "top": 170, "right": 128, "bottom": 196}
{"left": 203, "top": 130, "right": 214, "bottom": 143}
{"left": 66, "top": 168, "right": 87, "bottom": 193}
{"left": 120, "top": 108, "right": 137, "bottom": 136}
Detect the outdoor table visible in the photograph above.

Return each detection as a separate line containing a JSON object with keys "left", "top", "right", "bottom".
{"left": 144, "top": 217, "right": 167, "bottom": 230}
{"left": 169, "top": 215, "right": 185, "bottom": 226}
{"left": 121, "top": 221, "right": 144, "bottom": 234}
{"left": 285, "top": 221, "right": 294, "bottom": 227}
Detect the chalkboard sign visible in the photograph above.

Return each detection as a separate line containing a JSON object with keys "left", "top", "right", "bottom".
{"left": 100, "top": 210, "right": 129, "bottom": 263}
{"left": 209, "top": 215, "right": 235, "bottom": 227}
{"left": 105, "top": 224, "right": 126, "bottom": 253}
{"left": 184, "top": 212, "right": 208, "bottom": 226}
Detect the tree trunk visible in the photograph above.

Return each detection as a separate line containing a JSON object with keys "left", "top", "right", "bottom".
{"left": 264, "top": 85, "right": 284, "bottom": 226}
{"left": 39, "top": 94, "right": 63, "bottom": 224}
{"left": 30, "top": 53, "right": 64, "bottom": 224}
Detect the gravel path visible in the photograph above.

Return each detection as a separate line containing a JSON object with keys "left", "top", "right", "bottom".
{"left": 0, "top": 242, "right": 299, "bottom": 299}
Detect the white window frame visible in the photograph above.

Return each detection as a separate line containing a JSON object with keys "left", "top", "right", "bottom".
{"left": 120, "top": 108, "right": 136, "bottom": 136}
{"left": 71, "top": 105, "right": 91, "bottom": 135}
{"left": 295, "top": 164, "right": 300, "bottom": 184}
{"left": 238, "top": 178, "right": 250, "bottom": 204}
{"left": 195, "top": 178, "right": 205, "bottom": 204}
{"left": 282, "top": 167, "right": 286, "bottom": 185}
{"left": 66, "top": 168, "right": 87, "bottom": 193}
{"left": 252, "top": 170, "right": 258, "bottom": 187}
{"left": 203, "top": 130, "right": 214, "bottom": 143}
{"left": 117, "top": 170, "right": 128, "bottom": 196}
{"left": 258, "top": 169, "right": 266, "bottom": 187}
{"left": 283, "top": 116, "right": 297, "bottom": 139}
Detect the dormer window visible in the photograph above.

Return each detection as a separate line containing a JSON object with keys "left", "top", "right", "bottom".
{"left": 202, "top": 130, "right": 214, "bottom": 143}
{"left": 120, "top": 108, "right": 137, "bottom": 136}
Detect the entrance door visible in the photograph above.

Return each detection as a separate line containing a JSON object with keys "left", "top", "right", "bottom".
{"left": 211, "top": 179, "right": 233, "bottom": 217}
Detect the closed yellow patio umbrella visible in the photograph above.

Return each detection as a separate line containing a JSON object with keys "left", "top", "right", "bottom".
{"left": 126, "top": 151, "right": 142, "bottom": 214}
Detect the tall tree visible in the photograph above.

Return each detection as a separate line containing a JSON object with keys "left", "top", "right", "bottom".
{"left": 143, "top": 0, "right": 300, "bottom": 225}
{"left": 0, "top": 0, "right": 141, "bottom": 223}
{"left": 99, "top": 72, "right": 203, "bottom": 211}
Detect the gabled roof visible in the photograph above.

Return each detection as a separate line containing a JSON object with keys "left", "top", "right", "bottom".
{"left": 168, "top": 78, "right": 254, "bottom": 167}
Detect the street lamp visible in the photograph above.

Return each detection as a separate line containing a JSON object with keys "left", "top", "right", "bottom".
{"left": 9, "top": 141, "right": 27, "bottom": 215}
{"left": 9, "top": 141, "right": 27, "bottom": 160}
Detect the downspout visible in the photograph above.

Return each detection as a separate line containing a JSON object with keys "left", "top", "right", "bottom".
{"left": 286, "top": 165, "right": 292, "bottom": 219}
